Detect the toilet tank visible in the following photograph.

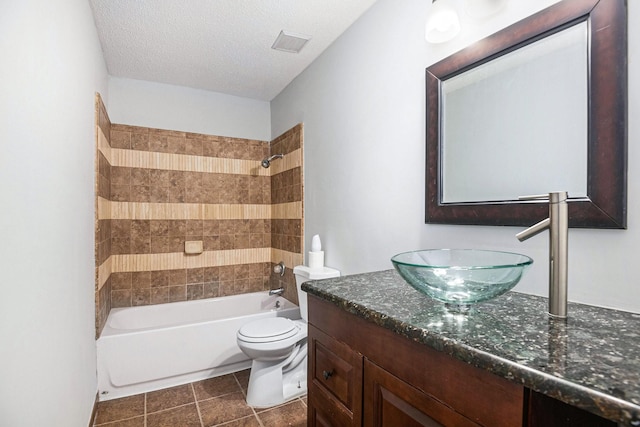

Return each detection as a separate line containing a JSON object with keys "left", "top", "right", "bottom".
{"left": 293, "top": 266, "right": 340, "bottom": 322}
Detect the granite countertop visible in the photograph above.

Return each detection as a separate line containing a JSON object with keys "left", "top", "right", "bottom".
{"left": 302, "top": 269, "right": 640, "bottom": 426}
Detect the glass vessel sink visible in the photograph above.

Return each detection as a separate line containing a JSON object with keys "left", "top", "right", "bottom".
{"left": 391, "top": 249, "right": 533, "bottom": 312}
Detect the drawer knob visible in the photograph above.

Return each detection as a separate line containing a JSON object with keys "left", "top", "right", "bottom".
{"left": 322, "top": 370, "right": 334, "bottom": 380}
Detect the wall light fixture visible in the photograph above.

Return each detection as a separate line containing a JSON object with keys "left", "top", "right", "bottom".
{"left": 425, "top": 0, "right": 461, "bottom": 44}
{"left": 426, "top": 0, "right": 507, "bottom": 44}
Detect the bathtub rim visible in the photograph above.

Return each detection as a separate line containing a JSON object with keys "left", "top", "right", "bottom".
{"left": 100, "top": 291, "right": 299, "bottom": 337}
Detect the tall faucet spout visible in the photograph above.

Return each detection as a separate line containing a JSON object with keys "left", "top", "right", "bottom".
{"left": 517, "top": 191, "right": 569, "bottom": 319}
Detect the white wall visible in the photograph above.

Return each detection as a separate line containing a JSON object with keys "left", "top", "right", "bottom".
{"left": 0, "top": 0, "right": 108, "bottom": 425}
{"left": 108, "top": 77, "right": 271, "bottom": 141}
{"left": 272, "top": 0, "right": 640, "bottom": 313}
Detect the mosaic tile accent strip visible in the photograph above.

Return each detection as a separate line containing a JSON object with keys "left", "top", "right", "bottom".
{"left": 111, "top": 148, "right": 272, "bottom": 176}
{"left": 111, "top": 248, "right": 271, "bottom": 273}
{"left": 99, "top": 199, "right": 302, "bottom": 221}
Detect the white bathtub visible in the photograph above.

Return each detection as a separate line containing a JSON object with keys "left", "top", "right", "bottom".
{"left": 97, "top": 291, "right": 300, "bottom": 401}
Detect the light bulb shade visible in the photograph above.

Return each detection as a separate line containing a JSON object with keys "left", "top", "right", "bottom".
{"left": 426, "top": 0, "right": 461, "bottom": 44}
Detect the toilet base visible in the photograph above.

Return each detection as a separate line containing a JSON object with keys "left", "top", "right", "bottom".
{"left": 245, "top": 353, "right": 307, "bottom": 408}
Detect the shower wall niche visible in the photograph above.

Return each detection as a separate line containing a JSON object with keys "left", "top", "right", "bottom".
{"left": 94, "top": 94, "right": 303, "bottom": 336}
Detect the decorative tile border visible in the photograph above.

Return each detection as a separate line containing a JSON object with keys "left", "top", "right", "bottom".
{"left": 97, "top": 196, "right": 111, "bottom": 220}
{"left": 111, "top": 148, "right": 270, "bottom": 176}
{"left": 272, "top": 201, "right": 302, "bottom": 220}
{"left": 97, "top": 198, "right": 301, "bottom": 221}
{"left": 271, "top": 248, "right": 304, "bottom": 271}
{"left": 103, "top": 146, "right": 301, "bottom": 177}
{"left": 111, "top": 248, "right": 270, "bottom": 272}
{"left": 97, "top": 126, "right": 111, "bottom": 164}
{"left": 108, "top": 248, "right": 302, "bottom": 274}
{"left": 98, "top": 256, "right": 111, "bottom": 291}
{"left": 267, "top": 148, "right": 302, "bottom": 175}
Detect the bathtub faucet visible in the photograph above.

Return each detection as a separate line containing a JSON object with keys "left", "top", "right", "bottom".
{"left": 269, "top": 287, "right": 285, "bottom": 296}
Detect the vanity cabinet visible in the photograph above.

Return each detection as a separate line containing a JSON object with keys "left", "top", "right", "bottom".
{"left": 307, "top": 295, "right": 617, "bottom": 427}
{"left": 307, "top": 295, "right": 522, "bottom": 427}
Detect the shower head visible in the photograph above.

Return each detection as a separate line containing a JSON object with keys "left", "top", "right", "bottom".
{"left": 261, "top": 154, "right": 284, "bottom": 168}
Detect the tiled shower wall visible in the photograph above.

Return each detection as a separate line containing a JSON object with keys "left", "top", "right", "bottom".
{"left": 94, "top": 95, "right": 303, "bottom": 337}
{"left": 95, "top": 95, "right": 112, "bottom": 335}
{"left": 269, "top": 125, "right": 304, "bottom": 305}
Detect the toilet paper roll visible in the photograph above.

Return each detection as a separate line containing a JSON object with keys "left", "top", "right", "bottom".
{"left": 309, "top": 251, "right": 324, "bottom": 270}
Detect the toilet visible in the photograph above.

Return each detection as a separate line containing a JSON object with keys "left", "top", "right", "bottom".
{"left": 236, "top": 265, "right": 340, "bottom": 407}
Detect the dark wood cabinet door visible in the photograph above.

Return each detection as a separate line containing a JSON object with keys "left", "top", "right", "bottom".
{"left": 308, "top": 324, "right": 363, "bottom": 426}
{"left": 309, "top": 403, "right": 351, "bottom": 427}
{"left": 364, "top": 359, "right": 481, "bottom": 427}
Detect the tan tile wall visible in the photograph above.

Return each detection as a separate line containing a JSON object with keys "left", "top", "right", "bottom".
{"left": 95, "top": 94, "right": 112, "bottom": 336}
{"left": 94, "top": 97, "right": 304, "bottom": 336}
{"left": 269, "top": 124, "right": 304, "bottom": 304}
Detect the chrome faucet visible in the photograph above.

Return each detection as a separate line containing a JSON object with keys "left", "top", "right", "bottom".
{"left": 269, "top": 287, "right": 285, "bottom": 296}
{"left": 516, "top": 191, "right": 569, "bottom": 319}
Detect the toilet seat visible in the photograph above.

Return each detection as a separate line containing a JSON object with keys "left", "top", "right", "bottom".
{"left": 238, "top": 318, "right": 299, "bottom": 343}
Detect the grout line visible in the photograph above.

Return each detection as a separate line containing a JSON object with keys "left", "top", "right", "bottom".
{"left": 88, "top": 397, "right": 148, "bottom": 427}
{"left": 232, "top": 371, "right": 264, "bottom": 427}
{"left": 250, "top": 406, "right": 265, "bottom": 427}
{"left": 145, "top": 401, "right": 198, "bottom": 416}
{"left": 232, "top": 371, "right": 246, "bottom": 397}
{"left": 196, "top": 388, "right": 248, "bottom": 404}
{"left": 191, "top": 383, "right": 205, "bottom": 427}
{"left": 94, "top": 415, "right": 143, "bottom": 427}
{"left": 144, "top": 392, "right": 147, "bottom": 427}
{"left": 214, "top": 414, "right": 263, "bottom": 427}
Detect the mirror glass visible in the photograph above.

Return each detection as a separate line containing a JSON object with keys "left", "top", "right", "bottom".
{"left": 441, "top": 22, "right": 588, "bottom": 203}
{"left": 425, "top": 0, "right": 627, "bottom": 228}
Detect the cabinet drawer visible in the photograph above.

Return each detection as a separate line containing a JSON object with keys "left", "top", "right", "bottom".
{"left": 314, "top": 340, "right": 354, "bottom": 406}
{"left": 308, "top": 324, "right": 363, "bottom": 426}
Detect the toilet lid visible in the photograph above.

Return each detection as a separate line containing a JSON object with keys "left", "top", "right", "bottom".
{"left": 238, "top": 318, "right": 299, "bottom": 343}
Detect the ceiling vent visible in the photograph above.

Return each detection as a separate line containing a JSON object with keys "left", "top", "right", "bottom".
{"left": 271, "top": 30, "right": 311, "bottom": 53}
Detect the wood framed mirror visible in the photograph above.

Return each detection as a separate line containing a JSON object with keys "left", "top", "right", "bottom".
{"left": 425, "top": 0, "right": 627, "bottom": 228}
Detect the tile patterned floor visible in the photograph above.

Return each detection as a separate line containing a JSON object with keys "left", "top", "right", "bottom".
{"left": 94, "top": 370, "right": 307, "bottom": 427}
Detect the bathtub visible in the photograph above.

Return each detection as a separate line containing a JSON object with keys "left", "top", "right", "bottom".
{"left": 97, "top": 291, "right": 300, "bottom": 401}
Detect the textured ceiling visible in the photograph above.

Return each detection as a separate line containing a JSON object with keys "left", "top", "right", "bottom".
{"left": 90, "top": 0, "right": 378, "bottom": 101}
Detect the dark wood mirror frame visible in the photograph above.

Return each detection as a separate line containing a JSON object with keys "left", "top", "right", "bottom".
{"left": 426, "top": 0, "right": 627, "bottom": 228}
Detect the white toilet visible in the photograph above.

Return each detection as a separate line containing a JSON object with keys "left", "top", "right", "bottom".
{"left": 236, "top": 265, "right": 340, "bottom": 407}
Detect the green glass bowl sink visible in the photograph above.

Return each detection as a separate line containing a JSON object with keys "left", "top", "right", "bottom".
{"left": 391, "top": 249, "right": 533, "bottom": 311}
